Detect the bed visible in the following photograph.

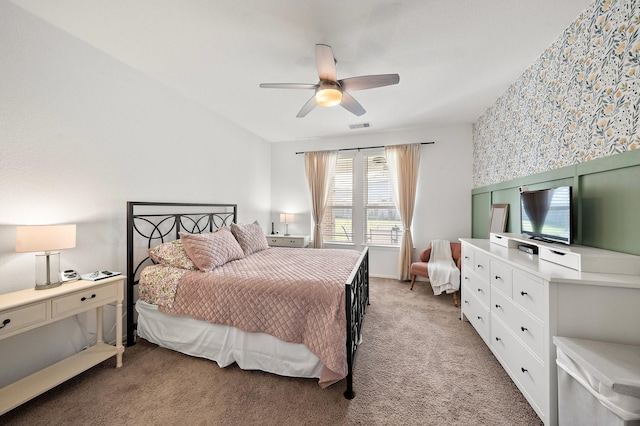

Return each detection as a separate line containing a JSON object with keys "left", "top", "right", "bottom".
{"left": 126, "top": 202, "right": 369, "bottom": 398}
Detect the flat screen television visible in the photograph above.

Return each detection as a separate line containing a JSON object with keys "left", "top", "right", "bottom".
{"left": 520, "top": 186, "right": 572, "bottom": 245}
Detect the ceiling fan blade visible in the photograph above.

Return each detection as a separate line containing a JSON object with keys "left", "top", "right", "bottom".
{"left": 259, "top": 83, "right": 317, "bottom": 90}
{"left": 340, "top": 91, "right": 366, "bottom": 116}
{"left": 296, "top": 95, "right": 318, "bottom": 118}
{"left": 316, "top": 44, "right": 337, "bottom": 81}
{"left": 339, "top": 74, "right": 400, "bottom": 91}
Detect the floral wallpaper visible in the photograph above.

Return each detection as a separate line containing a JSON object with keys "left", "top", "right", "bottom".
{"left": 473, "top": 0, "right": 639, "bottom": 188}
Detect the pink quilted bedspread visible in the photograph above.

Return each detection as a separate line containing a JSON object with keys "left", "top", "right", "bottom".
{"left": 143, "top": 247, "right": 361, "bottom": 387}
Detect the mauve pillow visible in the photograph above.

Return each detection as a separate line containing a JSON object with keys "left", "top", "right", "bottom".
{"left": 148, "top": 240, "right": 197, "bottom": 270}
{"left": 230, "top": 221, "right": 269, "bottom": 256}
{"left": 179, "top": 230, "right": 244, "bottom": 272}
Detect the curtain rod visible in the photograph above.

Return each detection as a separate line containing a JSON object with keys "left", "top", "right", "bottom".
{"left": 294, "top": 141, "right": 434, "bottom": 155}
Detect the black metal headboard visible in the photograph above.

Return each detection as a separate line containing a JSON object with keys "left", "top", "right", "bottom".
{"left": 125, "top": 201, "right": 237, "bottom": 346}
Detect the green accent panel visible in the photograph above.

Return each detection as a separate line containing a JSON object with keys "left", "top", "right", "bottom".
{"left": 581, "top": 164, "right": 640, "bottom": 255}
{"left": 470, "top": 150, "right": 640, "bottom": 255}
{"left": 472, "top": 192, "right": 491, "bottom": 238}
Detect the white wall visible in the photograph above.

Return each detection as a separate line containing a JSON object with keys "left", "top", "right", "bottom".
{"left": 0, "top": 2, "right": 271, "bottom": 386}
{"left": 270, "top": 124, "right": 473, "bottom": 278}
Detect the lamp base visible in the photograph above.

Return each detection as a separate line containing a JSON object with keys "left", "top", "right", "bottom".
{"left": 35, "top": 251, "right": 61, "bottom": 290}
{"left": 35, "top": 281, "right": 62, "bottom": 290}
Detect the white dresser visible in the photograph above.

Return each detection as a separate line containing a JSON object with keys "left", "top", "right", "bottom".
{"left": 460, "top": 234, "right": 640, "bottom": 426}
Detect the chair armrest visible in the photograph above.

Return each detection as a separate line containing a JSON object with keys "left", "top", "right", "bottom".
{"left": 419, "top": 247, "right": 432, "bottom": 262}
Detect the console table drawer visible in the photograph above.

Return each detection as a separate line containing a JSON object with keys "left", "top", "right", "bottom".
{"left": 52, "top": 283, "right": 118, "bottom": 318}
{"left": 0, "top": 302, "right": 47, "bottom": 337}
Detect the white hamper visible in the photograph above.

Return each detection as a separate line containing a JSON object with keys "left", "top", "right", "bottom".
{"left": 553, "top": 337, "right": 640, "bottom": 426}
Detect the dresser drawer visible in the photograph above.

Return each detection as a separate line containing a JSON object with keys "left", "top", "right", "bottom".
{"left": 0, "top": 302, "right": 48, "bottom": 337}
{"left": 512, "top": 271, "right": 544, "bottom": 320}
{"left": 490, "top": 260, "right": 512, "bottom": 297}
{"left": 52, "top": 283, "right": 118, "bottom": 318}
{"left": 473, "top": 252, "right": 490, "bottom": 282}
{"left": 461, "top": 245, "right": 475, "bottom": 269}
{"left": 463, "top": 269, "right": 490, "bottom": 308}
{"left": 463, "top": 283, "right": 490, "bottom": 343}
{"left": 491, "top": 315, "right": 545, "bottom": 413}
{"left": 492, "top": 288, "right": 544, "bottom": 360}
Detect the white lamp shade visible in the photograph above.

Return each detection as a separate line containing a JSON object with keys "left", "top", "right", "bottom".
{"left": 279, "top": 213, "right": 294, "bottom": 224}
{"left": 16, "top": 224, "right": 77, "bottom": 253}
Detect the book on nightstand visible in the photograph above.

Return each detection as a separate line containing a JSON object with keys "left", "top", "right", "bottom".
{"left": 80, "top": 270, "right": 121, "bottom": 281}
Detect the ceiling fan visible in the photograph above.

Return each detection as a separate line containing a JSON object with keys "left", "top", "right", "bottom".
{"left": 259, "top": 44, "right": 400, "bottom": 118}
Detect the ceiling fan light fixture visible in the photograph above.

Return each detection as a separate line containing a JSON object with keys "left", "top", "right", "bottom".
{"left": 315, "top": 82, "right": 342, "bottom": 107}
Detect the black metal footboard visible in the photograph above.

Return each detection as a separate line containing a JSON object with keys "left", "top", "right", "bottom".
{"left": 344, "top": 246, "right": 369, "bottom": 399}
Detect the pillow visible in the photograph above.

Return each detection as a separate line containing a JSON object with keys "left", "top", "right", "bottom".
{"left": 148, "top": 240, "right": 197, "bottom": 270}
{"left": 179, "top": 230, "right": 245, "bottom": 272}
{"left": 230, "top": 221, "right": 269, "bottom": 256}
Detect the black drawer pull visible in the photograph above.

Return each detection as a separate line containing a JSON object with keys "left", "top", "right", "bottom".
{"left": 477, "top": 264, "right": 483, "bottom": 268}
{"left": 520, "top": 291, "right": 528, "bottom": 296}
{"left": 521, "top": 367, "right": 528, "bottom": 373}
{"left": 521, "top": 326, "right": 528, "bottom": 332}
{"left": 464, "top": 300, "right": 469, "bottom": 304}
{"left": 81, "top": 294, "right": 97, "bottom": 302}
{"left": 494, "top": 275, "right": 501, "bottom": 280}
{"left": 551, "top": 250, "right": 565, "bottom": 256}
{"left": 464, "top": 256, "right": 470, "bottom": 260}
{"left": 495, "top": 304, "right": 501, "bottom": 308}
{"left": 477, "top": 316, "right": 482, "bottom": 320}
{"left": 0, "top": 318, "right": 10, "bottom": 329}
{"left": 495, "top": 337, "right": 501, "bottom": 342}
{"left": 477, "top": 288, "right": 483, "bottom": 293}
{"left": 464, "top": 276, "right": 469, "bottom": 280}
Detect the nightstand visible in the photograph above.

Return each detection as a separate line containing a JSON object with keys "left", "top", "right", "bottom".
{"left": 266, "top": 235, "right": 310, "bottom": 248}
{"left": 0, "top": 275, "right": 125, "bottom": 415}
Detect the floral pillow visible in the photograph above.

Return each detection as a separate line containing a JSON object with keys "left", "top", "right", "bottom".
{"left": 179, "top": 229, "right": 245, "bottom": 272}
{"left": 148, "top": 240, "right": 197, "bottom": 270}
{"left": 230, "top": 221, "right": 269, "bottom": 256}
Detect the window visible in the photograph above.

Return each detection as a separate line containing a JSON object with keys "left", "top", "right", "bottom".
{"left": 321, "top": 151, "right": 401, "bottom": 246}
{"left": 363, "top": 153, "right": 402, "bottom": 245}
{"left": 321, "top": 156, "right": 353, "bottom": 242}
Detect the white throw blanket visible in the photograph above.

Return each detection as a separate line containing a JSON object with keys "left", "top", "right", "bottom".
{"left": 428, "top": 239, "right": 461, "bottom": 295}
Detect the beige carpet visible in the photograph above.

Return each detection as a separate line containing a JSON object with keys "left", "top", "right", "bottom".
{"left": 2, "top": 277, "right": 543, "bottom": 425}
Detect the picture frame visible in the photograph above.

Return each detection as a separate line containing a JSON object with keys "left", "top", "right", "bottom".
{"left": 488, "top": 204, "right": 509, "bottom": 237}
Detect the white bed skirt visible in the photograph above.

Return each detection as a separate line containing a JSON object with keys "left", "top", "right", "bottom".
{"left": 135, "top": 300, "right": 324, "bottom": 379}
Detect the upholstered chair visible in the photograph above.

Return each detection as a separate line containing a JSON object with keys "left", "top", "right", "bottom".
{"left": 409, "top": 241, "right": 462, "bottom": 307}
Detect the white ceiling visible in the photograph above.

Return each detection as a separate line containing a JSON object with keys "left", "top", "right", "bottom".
{"left": 12, "top": 0, "right": 592, "bottom": 143}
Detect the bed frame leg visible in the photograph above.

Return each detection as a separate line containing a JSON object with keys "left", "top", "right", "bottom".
{"left": 344, "top": 379, "right": 355, "bottom": 399}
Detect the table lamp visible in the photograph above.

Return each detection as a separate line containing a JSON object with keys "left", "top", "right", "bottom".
{"left": 16, "top": 224, "right": 77, "bottom": 290}
{"left": 279, "top": 213, "right": 294, "bottom": 236}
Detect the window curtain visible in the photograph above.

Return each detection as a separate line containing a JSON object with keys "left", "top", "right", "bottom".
{"left": 385, "top": 144, "right": 421, "bottom": 280}
{"left": 304, "top": 150, "right": 338, "bottom": 248}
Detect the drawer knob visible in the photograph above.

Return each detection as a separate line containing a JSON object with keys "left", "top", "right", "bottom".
{"left": 494, "top": 275, "right": 501, "bottom": 280}
{"left": 0, "top": 318, "right": 10, "bottom": 329}
{"left": 464, "top": 256, "right": 470, "bottom": 259}
{"left": 464, "top": 276, "right": 469, "bottom": 280}
{"left": 520, "top": 291, "right": 528, "bottom": 296}
{"left": 477, "top": 288, "right": 483, "bottom": 293}
{"left": 477, "top": 316, "right": 482, "bottom": 320}
{"left": 521, "top": 367, "right": 528, "bottom": 373}
{"left": 81, "top": 294, "right": 97, "bottom": 302}
{"left": 477, "top": 264, "right": 483, "bottom": 269}
{"left": 495, "top": 337, "right": 501, "bottom": 342}
{"left": 521, "top": 326, "right": 528, "bottom": 332}
{"left": 495, "top": 304, "right": 501, "bottom": 308}
{"left": 464, "top": 300, "right": 469, "bottom": 304}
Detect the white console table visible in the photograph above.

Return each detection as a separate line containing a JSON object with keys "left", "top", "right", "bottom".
{"left": 0, "top": 276, "right": 125, "bottom": 415}
{"left": 460, "top": 235, "right": 640, "bottom": 425}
